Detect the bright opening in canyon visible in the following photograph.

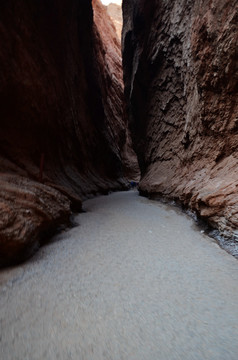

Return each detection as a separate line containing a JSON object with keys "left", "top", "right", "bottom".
{"left": 101, "top": 0, "right": 122, "bottom": 5}
{"left": 100, "top": 0, "right": 122, "bottom": 40}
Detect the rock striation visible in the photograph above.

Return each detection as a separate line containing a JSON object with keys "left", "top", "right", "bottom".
{"left": 105, "top": 3, "right": 123, "bottom": 40}
{"left": 93, "top": 0, "right": 139, "bottom": 181}
{"left": 0, "top": 0, "right": 135, "bottom": 265}
{"left": 122, "top": 0, "right": 238, "bottom": 239}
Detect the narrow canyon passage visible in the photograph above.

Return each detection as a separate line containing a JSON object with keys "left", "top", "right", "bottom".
{"left": 1, "top": 191, "right": 238, "bottom": 360}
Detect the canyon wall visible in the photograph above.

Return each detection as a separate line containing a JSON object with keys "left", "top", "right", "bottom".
{"left": 105, "top": 3, "right": 123, "bottom": 40}
{"left": 122, "top": 0, "right": 238, "bottom": 238}
{"left": 0, "top": 0, "right": 133, "bottom": 265}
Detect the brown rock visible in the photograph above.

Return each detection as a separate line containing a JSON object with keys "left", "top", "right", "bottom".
{"left": 105, "top": 3, "right": 123, "bottom": 40}
{"left": 0, "top": 0, "right": 136, "bottom": 265}
{"left": 122, "top": 0, "right": 238, "bottom": 238}
{"left": 93, "top": 0, "right": 139, "bottom": 181}
{"left": 0, "top": 173, "right": 72, "bottom": 266}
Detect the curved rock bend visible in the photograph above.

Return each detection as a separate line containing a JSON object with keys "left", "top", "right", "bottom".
{"left": 122, "top": 0, "right": 238, "bottom": 239}
{"left": 0, "top": 0, "right": 137, "bottom": 265}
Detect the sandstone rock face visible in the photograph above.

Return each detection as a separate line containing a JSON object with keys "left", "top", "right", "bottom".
{"left": 93, "top": 0, "right": 139, "bottom": 181}
{"left": 0, "top": 174, "right": 72, "bottom": 266}
{"left": 0, "top": 0, "right": 133, "bottom": 265}
{"left": 122, "top": 0, "right": 238, "bottom": 238}
{"left": 105, "top": 3, "right": 123, "bottom": 40}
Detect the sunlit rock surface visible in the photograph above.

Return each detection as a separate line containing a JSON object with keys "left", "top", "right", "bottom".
{"left": 0, "top": 0, "right": 135, "bottom": 265}
{"left": 105, "top": 2, "right": 122, "bottom": 40}
{"left": 122, "top": 0, "right": 238, "bottom": 239}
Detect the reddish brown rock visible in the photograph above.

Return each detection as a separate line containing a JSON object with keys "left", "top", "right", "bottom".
{"left": 105, "top": 2, "right": 123, "bottom": 40}
{"left": 93, "top": 0, "right": 139, "bottom": 181}
{"left": 0, "top": 174, "right": 72, "bottom": 266}
{"left": 122, "top": 0, "right": 238, "bottom": 238}
{"left": 0, "top": 0, "right": 135, "bottom": 265}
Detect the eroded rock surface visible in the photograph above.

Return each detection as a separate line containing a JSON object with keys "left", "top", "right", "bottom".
{"left": 0, "top": 174, "right": 74, "bottom": 266}
{"left": 105, "top": 2, "right": 122, "bottom": 40}
{"left": 92, "top": 0, "right": 139, "bottom": 180}
{"left": 0, "top": 0, "right": 135, "bottom": 265}
{"left": 122, "top": 0, "right": 238, "bottom": 239}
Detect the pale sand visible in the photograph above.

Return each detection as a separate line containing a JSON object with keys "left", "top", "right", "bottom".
{"left": 0, "top": 191, "right": 238, "bottom": 359}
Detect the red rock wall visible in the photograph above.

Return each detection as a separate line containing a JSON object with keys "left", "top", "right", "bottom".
{"left": 122, "top": 0, "right": 238, "bottom": 238}
{"left": 93, "top": 0, "right": 139, "bottom": 181}
{"left": 105, "top": 3, "right": 123, "bottom": 40}
{"left": 0, "top": 0, "right": 132, "bottom": 265}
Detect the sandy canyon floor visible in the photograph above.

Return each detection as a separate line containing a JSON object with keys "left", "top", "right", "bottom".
{"left": 0, "top": 191, "right": 238, "bottom": 359}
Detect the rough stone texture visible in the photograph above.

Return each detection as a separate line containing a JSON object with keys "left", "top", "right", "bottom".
{"left": 0, "top": 174, "right": 73, "bottom": 266}
{"left": 105, "top": 3, "right": 122, "bottom": 40}
{"left": 0, "top": 0, "right": 135, "bottom": 265}
{"left": 122, "top": 0, "right": 238, "bottom": 238}
{"left": 92, "top": 0, "right": 139, "bottom": 181}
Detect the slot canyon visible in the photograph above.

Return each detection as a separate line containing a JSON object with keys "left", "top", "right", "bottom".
{"left": 0, "top": 0, "right": 238, "bottom": 359}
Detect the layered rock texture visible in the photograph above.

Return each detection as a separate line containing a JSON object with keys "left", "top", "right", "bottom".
{"left": 92, "top": 0, "right": 138, "bottom": 180}
{"left": 122, "top": 0, "right": 238, "bottom": 238}
{"left": 105, "top": 3, "right": 123, "bottom": 40}
{"left": 0, "top": 0, "right": 136, "bottom": 265}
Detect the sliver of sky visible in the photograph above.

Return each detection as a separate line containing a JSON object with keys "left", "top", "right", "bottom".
{"left": 100, "top": 0, "right": 122, "bottom": 5}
